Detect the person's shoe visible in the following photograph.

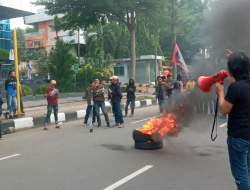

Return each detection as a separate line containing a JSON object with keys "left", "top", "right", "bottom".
{"left": 97, "top": 124, "right": 101, "bottom": 127}
{"left": 55, "top": 126, "right": 60, "bottom": 129}
{"left": 112, "top": 123, "right": 118, "bottom": 127}
{"left": 43, "top": 127, "right": 48, "bottom": 131}
{"left": 9, "top": 115, "right": 14, "bottom": 119}
{"left": 92, "top": 123, "right": 96, "bottom": 126}
{"left": 3, "top": 112, "right": 9, "bottom": 119}
{"left": 83, "top": 123, "right": 87, "bottom": 126}
{"left": 129, "top": 115, "right": 133, "bottom": 117}
{"left": 107, "top": 123, "right": 111, "bottom": 127}
{"left": 123, "top": 115, "right": 127, "bottom": 117}
{"left": 118, "top": 124, "right": 125, "bottom": 128}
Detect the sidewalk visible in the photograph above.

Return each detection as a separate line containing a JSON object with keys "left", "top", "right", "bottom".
{"left": 1, "top": 93, "right": 156, "bottom": 132}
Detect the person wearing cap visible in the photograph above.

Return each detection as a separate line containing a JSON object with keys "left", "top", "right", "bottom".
{"left": 44, "top": 80, "right": 60, "bottom": 130}
{"left": 83, "top": 81, "right": 96, "bottom": 126}
{"left": 92, "top": 78, "right": 110, "bottom": 127}
{"left": 110, "top": 76, "right": 124, "bottom": 128}
{"left": 166, "top": 73, "right": 174, "bottom": 105}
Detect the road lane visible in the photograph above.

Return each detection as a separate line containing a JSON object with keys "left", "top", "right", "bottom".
{"left": 0, "top": 105, "right": 235, "bottom": 190}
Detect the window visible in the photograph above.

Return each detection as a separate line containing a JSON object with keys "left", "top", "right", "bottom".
{"left": 114, "top": 65, "right": 124, "bottom": 76}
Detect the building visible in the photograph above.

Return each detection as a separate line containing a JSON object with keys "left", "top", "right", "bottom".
{"left": 113, "top": 55, "right": 165, "bottom": 84}
{"left": 0, "top": 19, "right": 10, "bottom": 50}
{"left": 24, "top": 9, "right": 86, "bottom": 63}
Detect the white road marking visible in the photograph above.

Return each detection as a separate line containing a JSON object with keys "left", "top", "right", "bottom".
{"left": 218, "top": 122, "right": 227, "bottom": 128}
{"left": 132, "top": 117, "right": 157, "bottom": 124}
{"left": 0, "top": 154, "right": 21, "bottom": 161}
{"left": 103, "top": 165, "right": 153, "bottom": 190}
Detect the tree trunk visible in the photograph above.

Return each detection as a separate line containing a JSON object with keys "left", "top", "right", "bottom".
{"left": 129, "top": 11, "right": 136, "bottom": 80}
{"left": 171, "top": 0, "right": 177, "bottom": 78}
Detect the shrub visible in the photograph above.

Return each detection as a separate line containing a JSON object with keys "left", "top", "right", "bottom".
{"left": 37, "top": 84, "right": 49, "bottom": 94}
{"left": 0, "top": 49, "right": 9, "bottom": 60}
{"left": 21, "top": 85, "right": 31, "bottom": 96}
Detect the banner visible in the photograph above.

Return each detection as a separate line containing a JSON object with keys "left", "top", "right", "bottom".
{"left": 171, "top": 43, "right": 189, "bottom": 75}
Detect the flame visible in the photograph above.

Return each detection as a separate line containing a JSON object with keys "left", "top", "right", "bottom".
{"left": 137, "top": 113, "right": 178, "bottom": 137}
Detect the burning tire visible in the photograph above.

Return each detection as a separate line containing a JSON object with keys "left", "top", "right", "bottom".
{"left": 134, "top": 141, "right": 163, "bottom": 150}
{"left": 133, "top": 130, "right": 161, "bottom": 142}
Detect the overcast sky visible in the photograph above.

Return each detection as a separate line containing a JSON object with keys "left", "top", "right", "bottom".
{"left": 9, "top": 0, "right": 44, "bottom": 29}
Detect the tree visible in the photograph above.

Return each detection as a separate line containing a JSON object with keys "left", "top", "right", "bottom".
{"left": 46, "top": 40, "right": 79, "bottom": 92}
{"left": 35, "top": 0, "right": 165, "bottom": 80}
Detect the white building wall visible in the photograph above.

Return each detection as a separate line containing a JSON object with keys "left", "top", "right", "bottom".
{"left": 58, "top": 30, "right": 85, "bottom": 44}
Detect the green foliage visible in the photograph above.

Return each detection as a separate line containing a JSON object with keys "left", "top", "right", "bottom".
{"left": 76, "top": 64, "right": 102, "bottom": 91}
{"left": 21, "top": 85, "right": 31, "bottom": 96}
{"left": 35, "top": 50, "right": 49, "bottom": 75}
{"left": 47, "top": 40, "right": 79, "bottom": 92}
{"left": 0, "top": 49, "right": 10, "bottom": 60}
{"left": 37, "top": 84, "right": 49, "bottom": 94}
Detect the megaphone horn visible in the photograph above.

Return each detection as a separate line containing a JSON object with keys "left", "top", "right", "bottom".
{"left": 198, "top": 70, "right": 229, "bottom": 93}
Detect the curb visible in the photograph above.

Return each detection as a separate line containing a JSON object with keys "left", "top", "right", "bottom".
{"left": 1, "top": 99, "right": 158, "bottom": 134}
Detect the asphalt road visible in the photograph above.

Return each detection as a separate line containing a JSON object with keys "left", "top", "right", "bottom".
{"left": 0, "top": 105, "right": 235, "bottom": 190}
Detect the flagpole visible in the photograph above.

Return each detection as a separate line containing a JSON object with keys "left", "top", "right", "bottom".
{"left": 154, "top": 28, "right": 158, "bottom": 85}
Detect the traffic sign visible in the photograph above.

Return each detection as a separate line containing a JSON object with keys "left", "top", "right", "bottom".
{"left": 74, "top": 64, "right": 79, "bottom": 73}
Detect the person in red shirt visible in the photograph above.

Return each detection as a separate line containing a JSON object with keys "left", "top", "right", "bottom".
{"left": 44, "top": 80, "right": 59, "bottom": 130}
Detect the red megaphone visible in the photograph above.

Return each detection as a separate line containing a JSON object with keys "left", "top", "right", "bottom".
{"left": 198, "top": 70, "right": 229, "bottom": 93}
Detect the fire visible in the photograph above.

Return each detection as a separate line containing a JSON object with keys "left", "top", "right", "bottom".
{"left": 137, "top": 113, "right": 178, "bottom": 137}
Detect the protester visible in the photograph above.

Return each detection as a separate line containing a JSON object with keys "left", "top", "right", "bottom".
{"left": 155, "top": 76, "right": 168, "bottom": 113}
{"left": 4, "top": 71, "right": 17, "bottom": 119}
{"left": 13, "top": 83, "right": 24, "bottom": 114}
{"left": 92, "top": 78, "right": 110, "bottom": 127}
{"left": 108, "top": 78, "right": 115, "bottom": 116}
{"left": 174, "top": 74, "right": 183, "bottom": 105}
{"left": 110, "top": 76, "right": 124, "bottom": 128}
{"left": 186, "top": 76, "right": 196, "bottom": 91}
{"left": 26, "top": 60, "right": 32, "bottom": 80}
{"left": 215, "top": 51, "right": 250, "bottom": 190}
{"left": 83, "top": 81, "right": 96, "bottom": 126}
{"left": 161, "top": 75, "right": 167, "bottom": 83}
{"left": 166, "top": 74, "right": 174, "bottom": 105}
{"left": 124, "top": 79, "right": 136, "bottom": 117}
{"left": 0, "top": 93, "right": 3, "bottom": 140}
{"left": 44, "top": 80, "right": 60, "bottom": 130}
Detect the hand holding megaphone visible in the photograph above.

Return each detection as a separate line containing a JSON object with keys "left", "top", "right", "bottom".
{"left": 198, "top": 70, "right": 229, "bottom": 93}
{"left": 215, "top": 82, "right": 224, "bottom": 95}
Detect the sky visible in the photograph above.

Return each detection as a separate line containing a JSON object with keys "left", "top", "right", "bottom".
{"left": 9, "top": 0, "right": 44, "bottom": 29}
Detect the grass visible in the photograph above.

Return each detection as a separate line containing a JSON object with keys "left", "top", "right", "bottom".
{"left": 135, "top": 96, "right": 155, "bottom": 101}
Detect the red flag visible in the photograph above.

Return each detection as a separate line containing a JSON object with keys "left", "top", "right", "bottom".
{"left": 171, "top": 43, "right": 189, "bottom": 75}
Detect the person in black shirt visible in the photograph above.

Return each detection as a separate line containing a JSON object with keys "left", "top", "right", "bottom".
{"left": 215, "top": 51, "right": 250, "bottom": 190}
{"left": 155, "top": 76, "right": 168, "bottom": 113}
{"left": 166, "top": 74, "right": 174, "bottom": 105}
{"left": 124, "top": 79, "right": 136, "bottom": 117}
